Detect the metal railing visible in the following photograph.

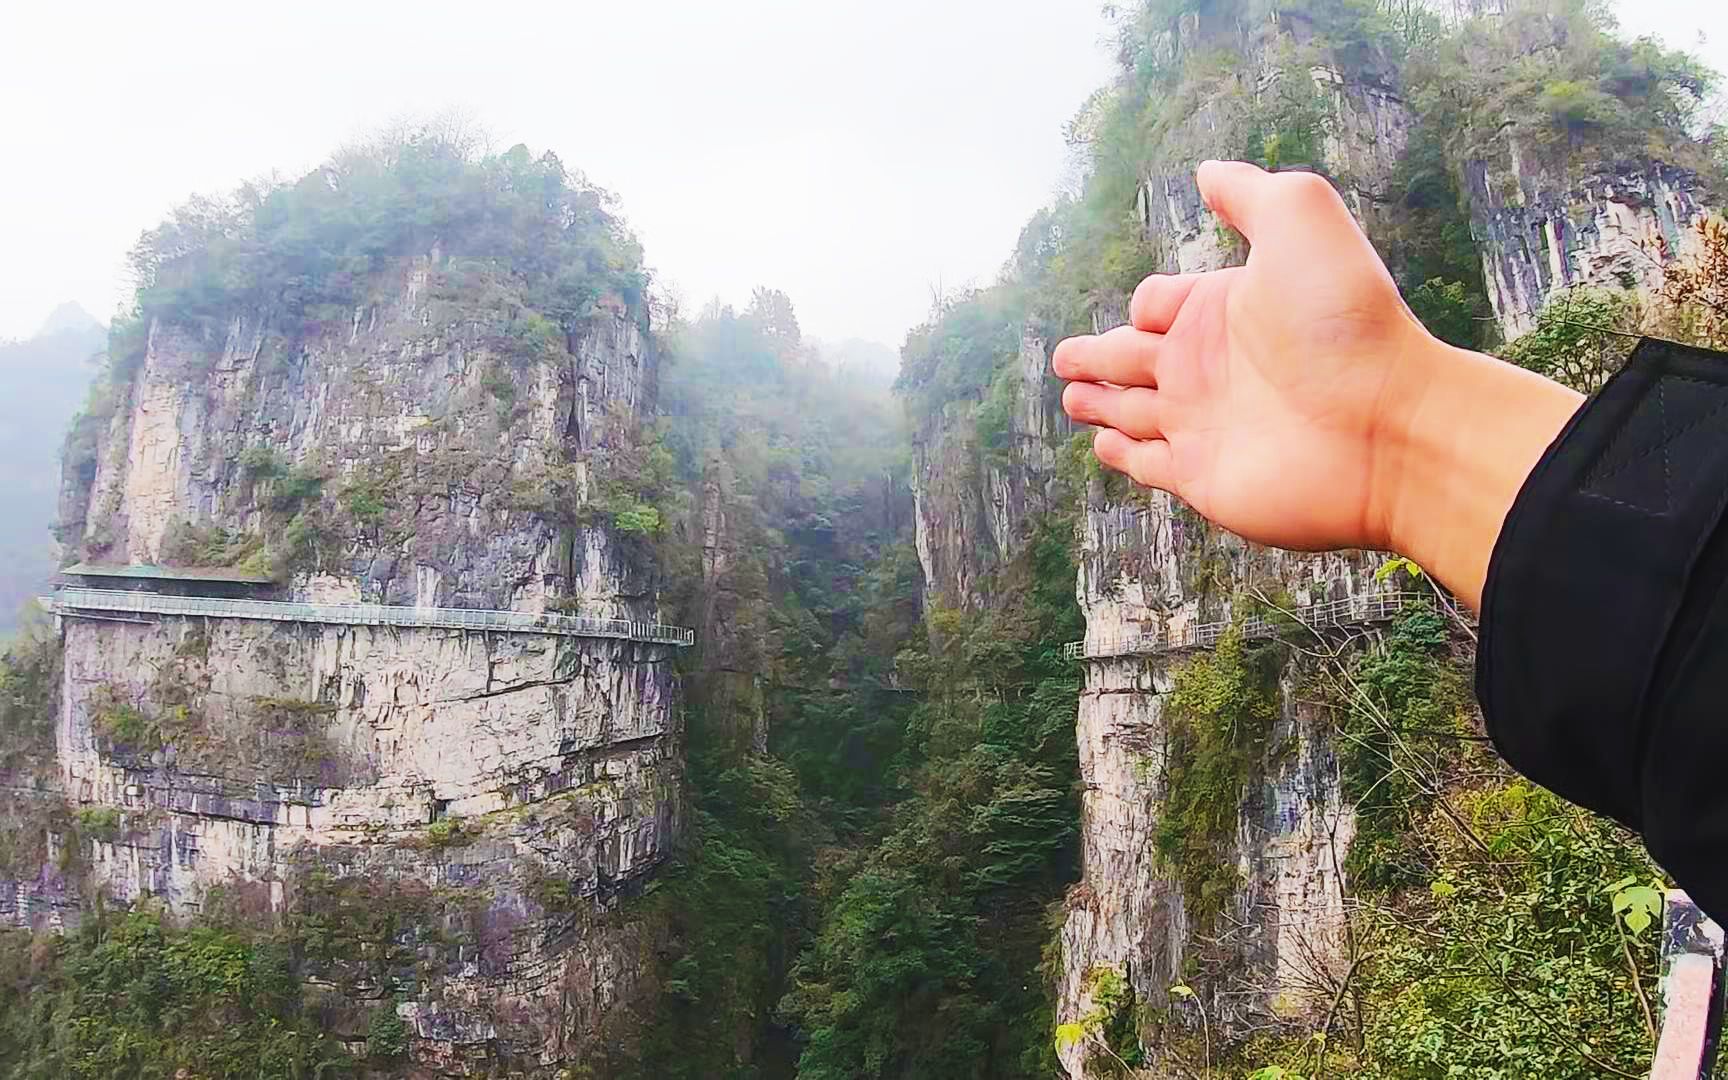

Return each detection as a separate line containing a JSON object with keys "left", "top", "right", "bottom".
{"left": 42, "top": 588, "right": 695, "bottom": 647}
{"left": 1651, "top": 890, "right": 1726, "bottom": 1080}
{"left": 1064, "top": 589, "right": 1429, "bottom": 660}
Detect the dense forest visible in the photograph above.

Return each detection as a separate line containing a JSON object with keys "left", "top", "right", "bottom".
{"left": 3, "top": 0, "right": 1728, "bottom": 1078}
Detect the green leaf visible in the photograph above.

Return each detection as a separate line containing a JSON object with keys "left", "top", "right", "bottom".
{"left": 1169, "top": 983, "right": 1195, "bottom": 999}
{"left": 1375, "top": 556, "right": 1424, "bottom": 583}
{"left": 1054, "top": 1022, "right": 1087, "bottom": 1050}
{"left": 1613, "top": 884, "right": 1663, "bottom": 935}
{"left": 1430, "top": 879, "right": 1458, "bottom": 899}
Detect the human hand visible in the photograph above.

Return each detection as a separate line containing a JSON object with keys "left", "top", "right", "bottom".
{"left": 1053, "top": 160, "right": 1583, "bottom": 607}
{"left": 1055, "top": 161, "right": 1432, "bottom": 551}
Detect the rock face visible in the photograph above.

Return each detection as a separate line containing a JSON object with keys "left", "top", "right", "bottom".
{"left": 1464, "top": 156, "right": 1711, "bottom": 337}
{"left": 689, "top": 459, "right": 770, "bottom": 756}
{"left": 58, "top": 613, "right": 681, "bottom": 1068}
{"left": 1043, "top": 14, "right": 1722, "bottom": 1073}
{"left": 900, "top": 43, "right": 1392, "bottom": 1062}
{"left": 1024, "top": 14, "right": 1413, "bottom": 1073}
{"left": 1056, "top": 483, "right": 1373, "bottom": 1076}
{"left": 10, "top": 257, "right": 683, "bottom": 1072}
{"left": 910, "top": 327, "right": 1070, "bottom": 610}
{"left": 65, "top": 258, "right": 657, "bottom": 618}
{"left": 1137, "top": 4, "right": 1413, "bottom": 277}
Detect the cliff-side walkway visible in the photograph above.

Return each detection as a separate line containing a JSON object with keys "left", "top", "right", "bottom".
{"left": 41, "top": 587, "right": 696, "bottom": 647}
{"left": 1064, "top": 589, "right": 1431, "bottom": 660}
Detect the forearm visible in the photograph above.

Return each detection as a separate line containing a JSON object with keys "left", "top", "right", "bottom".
{"left": 1375, "top": 335, "right": 1585, "bottom": 611}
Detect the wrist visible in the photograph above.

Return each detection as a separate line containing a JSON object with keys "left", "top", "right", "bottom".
{"left": 1373, "top": 330, "right": 1585, "bottom": 610}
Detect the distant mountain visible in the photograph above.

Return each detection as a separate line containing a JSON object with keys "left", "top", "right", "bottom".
{"left": 0, "top": 307, "right": 106, "bottom": 635}
{"left": 34, "top": 301, "right": 104, "bottom": 339}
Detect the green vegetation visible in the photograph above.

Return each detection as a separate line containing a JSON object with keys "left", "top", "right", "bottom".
{"left": 542, "top": 3, "right": 1725, "bottom": 1063}
{"left": 1203, "top": 605, "right": 1668, "bottom": 1079}
{"left": 624, "top": 287, "right": 1084, "bottom": 1079}
{"left": 367, "top": 1001, "right": 410, "bottom": 1061}
{"left": 1379, "top": 122, "right": 1496, "bottom": 350}
{"left": 1057, "top": 966, "right": 1146, "bottom": 1073}
{"left": 1660, "top": 216, "right": 1728, "bottom": 348}
{"left": 0, "top": 611, "right": 59, "bottom": 777}
{"left": 1154, "top": 627, "right": 1284, "bottom": 928}
{"left": 72, "top": 807, "right": 123, "bottom": 842}
{"left": 1499, "top": 287, "right": 1642, "bottom": 391}
{"left": 1408, "top": 0, "right": 1719, "bottom": 180}
{"left": 780, "top": 504, "right": 1082, "bottom": 1080}
{"left": 89, "top": 686, "right": 160, "bottom": 756}
{"left": 60, "top": 125, "right": 657, "bottom": 574}
{"left": 126, "top": 132, "right": 643, "bottom": 350}
{"left": 1334, "top": 605, "right": 1472, "bottom": 889}
{"left": 894, "top": 288, "right": 1024, "bottom": 426}
{"left": 422, "top": 815, "right": 470, "bottom": 848}
{"left": 624, "top": 290, "right": 925, "bottom": 1077}
{"left": 158, "top": 520, "right": 267, "bottom": 571}
{"left": 1348, "top": 783, "right": 1662, "bottom": 1078}
{"left": 0, "top": 910, "right": 352, "bottom": 1079}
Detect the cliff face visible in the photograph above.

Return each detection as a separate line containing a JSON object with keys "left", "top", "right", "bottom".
{"left": 57, "top": 614, "right": 680, "bottom": 1069}
{"left": 1006, "top": 15, "right": 1410, "bottom": 1072}
{"left": 8, "top": 247, "right": 683, "bottom": 1072}
{"left": 910, "top": 327, "right": 1068, "bottom": 609}
{"left": 65, "top": 258, "right": 656, "bottom": 618}
{"left": 1042, "top": 11, "right": 1724, "bottom": 1071}
{"left": 1057, "top": 484, "right": 1374, "bottom": 1074}
{"left": 1466, "top": 157, "right": 1711, "bottom": 337}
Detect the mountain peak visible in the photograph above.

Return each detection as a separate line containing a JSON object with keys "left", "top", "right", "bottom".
{"left": 34, "top": 301, "right": 104, "bottom": 339}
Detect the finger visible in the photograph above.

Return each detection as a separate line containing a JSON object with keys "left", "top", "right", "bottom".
{"left": 1051, "top": 325, "right": 1162, "bottom": 387}
{"left": 1063, "top": 382, "right": 1164, "bottom": 441}
{"left": 1093, "top": 428, "right": 1174, "bottom": 493}
{"left": 1196, "top": 160, "right": 1349, "bottom": 248}
{"left": 1130, "top": 273, "right": 1202, "bottom": 334}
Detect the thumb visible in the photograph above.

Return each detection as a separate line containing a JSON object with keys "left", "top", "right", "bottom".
{"left": 1196, "top": 160, "right": 1356, "bottom": 252}
{"left": 1195, "top": 159, "right": 1274, "bottom": 244}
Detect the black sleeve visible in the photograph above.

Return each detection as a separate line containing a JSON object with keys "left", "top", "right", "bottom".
{"left": 1478, "top": 337, "right": 1728, "bottom": 924}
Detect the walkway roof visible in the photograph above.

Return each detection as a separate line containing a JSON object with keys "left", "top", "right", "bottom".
{"left": 59, "top": 562, "right": 276, "bottom": 586}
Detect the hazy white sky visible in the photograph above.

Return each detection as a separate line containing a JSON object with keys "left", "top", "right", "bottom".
{"left": 0, "top": 0, "right": 1115, "bottom": 346}
{"left": 0, "top": 0, "right": 1719, "bottom": 347}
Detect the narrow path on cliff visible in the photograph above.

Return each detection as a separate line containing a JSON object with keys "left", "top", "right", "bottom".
{"left": 41, "top": 588, "right": 696, "bottom": 647}
{"left": 1066, "top": 588, "right": 1434, "bottom": 660}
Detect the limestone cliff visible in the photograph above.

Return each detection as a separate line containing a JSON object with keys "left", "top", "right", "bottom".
{"left": 62, "top": 258, "right": 657, "bottom": 618}
{"left": 6, "top": 183, "right": 685, "bottom": 1072}
{"left": 897, "top": 4, "right": 1725, "bottom": 1075}
{"left": 1050, "top": 16, "right": 1411, "bottom": 1070}
{"left": 911, "top": 327, "right": 1070, "bottom": 610}
{"left": 1466, "top": 157, "right": 1712, "bottom": 337}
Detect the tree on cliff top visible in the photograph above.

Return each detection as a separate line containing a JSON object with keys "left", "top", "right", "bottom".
{"left": 118, "top": 124, "right": 648, "bottom": 364}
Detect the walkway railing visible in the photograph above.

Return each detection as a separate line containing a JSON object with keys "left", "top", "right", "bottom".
{"left": 1064, "top": 589, "right": 1429, "bottom": 660}
{"left": 42, "top": 588, "right": 695, "bottom": 647}
{"left": 1651, "top": 890, "right": 1725, "bottom": 1079}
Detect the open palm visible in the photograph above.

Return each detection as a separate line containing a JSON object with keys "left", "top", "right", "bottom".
{"left": 1055, "top": 162, "right": 1433, "bottom": 553}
